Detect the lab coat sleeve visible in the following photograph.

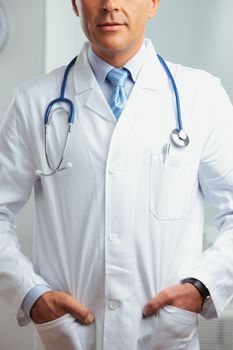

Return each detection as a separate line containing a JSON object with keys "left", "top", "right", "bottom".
{"left": 181, "top": 79, "right": 233, "bottom": 319}
{"left": 0, "top": 90, "right": 49, "bottom": 326}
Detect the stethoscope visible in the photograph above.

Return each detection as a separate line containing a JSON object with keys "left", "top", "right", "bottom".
{"left": 35, "top": 54, "right": 190, "bottom": 177}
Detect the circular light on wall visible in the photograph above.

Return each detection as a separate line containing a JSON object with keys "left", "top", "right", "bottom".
{"left": 0, "top": 5, "right": 7, "bottom": 51}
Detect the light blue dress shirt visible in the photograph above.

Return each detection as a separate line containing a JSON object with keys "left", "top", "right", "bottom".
{"left": 87, "top": 42, "right": 146, "bottom": 105}
{"left": 22, "top": 41, "right": 147, "bottom": 318}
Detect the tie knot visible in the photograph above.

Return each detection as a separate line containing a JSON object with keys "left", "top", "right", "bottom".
{"left": 106, "top": 68, "right": 129, "bottom": 87}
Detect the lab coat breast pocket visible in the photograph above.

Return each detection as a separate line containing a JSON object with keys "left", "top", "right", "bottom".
{"left": 149, "top": 153, "right": 197, "bottom": 220}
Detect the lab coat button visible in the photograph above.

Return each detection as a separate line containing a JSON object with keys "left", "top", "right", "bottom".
{"left": 109, "top": 300, "right": 120, "bottom": 310}
{"left": 108, "top": 233, "right": 120, "bottom": 243}
{"left": 108, "top": 165, "right": 119, "bottom": 174}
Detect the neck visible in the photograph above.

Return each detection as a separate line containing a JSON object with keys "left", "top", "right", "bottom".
{"left": 91, "top": 39, "right": 144, "bottom": 68}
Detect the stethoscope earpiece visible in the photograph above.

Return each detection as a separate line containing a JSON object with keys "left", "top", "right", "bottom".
{"left": 35, "top": 162, "right": 73, "bottom": 177}
{"left": 65, "top": 162, "right": 72, "bottom": 169}
{"left": 35, "top": 169, "right": 42, "bottom": 177}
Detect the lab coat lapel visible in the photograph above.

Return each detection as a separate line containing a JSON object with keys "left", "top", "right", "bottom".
{"left": 107, "top": 41, "right": 168, "bottom": 163}
{"left": 72, "top": 43, "right": 116, "bottom": 124}
{"left": 84, "top": 87, "right": 116, "bottom": 124}
{"left": 136, "top": 40, "right": 167, "bottom": 91}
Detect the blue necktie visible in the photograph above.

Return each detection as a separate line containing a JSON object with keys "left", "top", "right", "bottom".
{"left": 106, "top": 68, "right": 129, "bottom": 120}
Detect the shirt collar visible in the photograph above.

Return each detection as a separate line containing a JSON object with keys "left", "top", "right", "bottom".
{"left": 87, "top": 41, "right": 147, "bottom": 85}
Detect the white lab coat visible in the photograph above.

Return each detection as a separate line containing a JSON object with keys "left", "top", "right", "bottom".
{"left": 1, "top": 39, "right": 233, "bottom": 350}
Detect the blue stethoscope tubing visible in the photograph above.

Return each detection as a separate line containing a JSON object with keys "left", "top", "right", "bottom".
{"left": 38, "top": 57, "right": 77, "bottom": 177}
{"left": 157, "top": 54, "right": 190, "bottom": 148}
{"left": 36, "top": 54, "right": 189, "bottom": 177}
{"left": 44, "top": 56, "right": 77, "bottom": 126}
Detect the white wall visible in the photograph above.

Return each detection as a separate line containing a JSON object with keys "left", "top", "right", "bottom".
{"left": 0, "top": 1, "right": 45, "bottom": 349}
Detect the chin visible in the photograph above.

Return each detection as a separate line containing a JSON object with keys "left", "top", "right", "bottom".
{"left": 95, "top": 38, "right": 129, "bottom": 54}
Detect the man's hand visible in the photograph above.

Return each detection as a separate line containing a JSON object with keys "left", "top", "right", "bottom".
{"left": 142, "top": 284, "right": 204, "bottom": 318}
{"left": 30, "top": 291, "right": 95, "bottom": 325}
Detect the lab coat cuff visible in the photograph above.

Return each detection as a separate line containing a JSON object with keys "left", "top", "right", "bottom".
{"left": 21, "top": 285, "right": 52, "bottom": 319}
{"left": 14, "top": 275, "right": 50, "bottom": 327}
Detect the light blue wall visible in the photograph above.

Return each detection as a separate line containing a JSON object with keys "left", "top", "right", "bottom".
{"left": 147, "top": 0, "right": 233, "bottom": 100}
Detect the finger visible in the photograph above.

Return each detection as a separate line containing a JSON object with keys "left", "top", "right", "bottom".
{"left": 142, "top": 290, "right": 171, "bottom": 318}
{"left": 61, "top": 294, "right": 95, "bottom": 325}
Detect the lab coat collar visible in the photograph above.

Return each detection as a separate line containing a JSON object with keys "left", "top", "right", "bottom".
{"left": 72, "top": 42, "right": 96, "bottom": 94}
{"left": 73, "top": 42, "right": 115, "bottom": 123}
{"left": 72, "top": 39, "right": 168, "bottom": 124}
{"left": 87, "top": 41, "right": 147, "bottom": 85}
{"left": 136, "top": 38, "right": 167, "bottom": 91}
{"left": 72, "top": 39, "right": 167, "bottom": 95}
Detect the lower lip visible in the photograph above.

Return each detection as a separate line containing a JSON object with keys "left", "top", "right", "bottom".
{"left": 98, "top": 24, "right": 124, "bottom": 32}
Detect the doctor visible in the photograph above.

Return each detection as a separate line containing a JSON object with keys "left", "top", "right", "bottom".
{"left": 1, "top": 0, "right": 233, "bottom": 349}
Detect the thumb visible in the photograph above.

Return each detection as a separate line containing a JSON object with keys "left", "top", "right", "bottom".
{"left": 62, "top": 294, "right": 95, "bottom": 325}
{"left": 142, "top": 290, "right": 169, "bottom": 318}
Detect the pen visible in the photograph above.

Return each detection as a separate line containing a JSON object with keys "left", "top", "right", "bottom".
{"left": 163, "top": 143, "right": 170, "bottom": 163}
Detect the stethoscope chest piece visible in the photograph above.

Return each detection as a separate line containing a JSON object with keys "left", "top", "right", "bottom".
{"left": 171, "top": 128, "right": 190, "bottom": 147}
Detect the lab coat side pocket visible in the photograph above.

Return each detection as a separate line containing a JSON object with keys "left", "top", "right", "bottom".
{"left": 35, "top": 314, "right": 80, "bottom": 350}
{"left": 149, "top": 153, "right": 196, "bottom": 220}
{"left": 156, "top": 305, "right": 199, "bottom": 349}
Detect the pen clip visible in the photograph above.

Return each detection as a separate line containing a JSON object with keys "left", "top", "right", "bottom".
{"left": 163, "top": 143, "right": 170, "bottom": 163}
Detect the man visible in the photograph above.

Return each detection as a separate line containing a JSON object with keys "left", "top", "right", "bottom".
{"left": 0, "top": 0, "right": 233, "bottom": 349}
